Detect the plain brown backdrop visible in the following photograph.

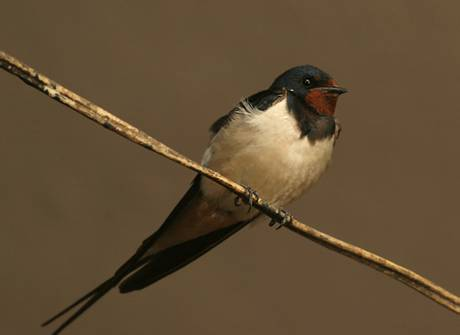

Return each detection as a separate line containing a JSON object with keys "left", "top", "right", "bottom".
{"left": 1, "top": 1, "right": 459, "bottom": 334}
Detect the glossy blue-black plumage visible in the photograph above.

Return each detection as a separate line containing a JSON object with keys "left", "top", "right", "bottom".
{"left": 211, "top": 65, "right": 338, "bottom": 141}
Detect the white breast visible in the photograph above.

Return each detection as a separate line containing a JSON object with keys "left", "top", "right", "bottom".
{"left": 201, "top": 98, "right": 335, "bottom": 217}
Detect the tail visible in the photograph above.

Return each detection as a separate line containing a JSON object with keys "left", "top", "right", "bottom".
{"left": 119, "top": 220, "right": 248, "bottom": 292}
{"left": 41, "top": 175, "right": 254, "bottom": 333}
{"left": 42, "top": 277, "right": 118, "bottom": 335}
{"left": 41, "top": 222, "right": 247, "bottom": 334}
{"left": 40, "top": 177, "right": 204, "bottom": 334}
{"left": 41, "top": 256, "right": 148, "bottom": 335}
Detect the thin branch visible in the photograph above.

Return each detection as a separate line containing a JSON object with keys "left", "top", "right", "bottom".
{"left": 1, "top": 51, "right": 459, "bottom": 315}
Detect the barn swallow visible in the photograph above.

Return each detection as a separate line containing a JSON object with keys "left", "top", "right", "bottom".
{"left": 43, "top": 65, "right": 347, "bottom": 334}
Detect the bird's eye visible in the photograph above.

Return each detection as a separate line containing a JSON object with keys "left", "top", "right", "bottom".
{"left": 303, "top": 78, "right": 312, "bottom": 87}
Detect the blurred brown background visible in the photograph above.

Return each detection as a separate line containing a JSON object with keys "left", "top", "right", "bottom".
{"left": 1, "top": 1, "right": 459, "bottom": 334}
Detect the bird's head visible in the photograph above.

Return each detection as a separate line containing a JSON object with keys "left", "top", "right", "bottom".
{"left": 270, "top": 65, "right": 347, "bottom": 116}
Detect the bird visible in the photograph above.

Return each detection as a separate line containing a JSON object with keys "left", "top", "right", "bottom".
{"left": 42, "top": 64, "right": 347, "bottom": 334}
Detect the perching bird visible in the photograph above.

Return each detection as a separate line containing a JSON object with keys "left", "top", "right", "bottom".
{"left": 43, "top": 65, "right": 347, "bottom": 334}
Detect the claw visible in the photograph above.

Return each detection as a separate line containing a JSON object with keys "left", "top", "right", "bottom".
{"left": 234, "top": 186, "right": 259, "bottom": 212}
{"left": 244, "top": 186, "right": 259, "bottom": 212}
{"left": 269, "top": 209, "right": 292, "bottom": 230}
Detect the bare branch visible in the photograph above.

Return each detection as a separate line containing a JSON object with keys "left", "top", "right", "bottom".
{"left": 1, "top": 51, "right": 458, "bottom": 315}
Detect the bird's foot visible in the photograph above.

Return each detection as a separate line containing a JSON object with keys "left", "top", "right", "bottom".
{"left": 234, "top": 186, "right": 260, "bottom": 212}
{"left": 269, "top": 208, "right": 293, "bottom": 230}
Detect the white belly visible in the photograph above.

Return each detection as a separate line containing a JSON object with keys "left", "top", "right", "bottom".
{"left": 201, "top": 98, "right": 335, "bottom": 217}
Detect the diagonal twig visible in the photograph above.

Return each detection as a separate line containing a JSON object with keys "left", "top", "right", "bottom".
{"left": 1, "top": 51, "right": 459, "bottom": 315}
